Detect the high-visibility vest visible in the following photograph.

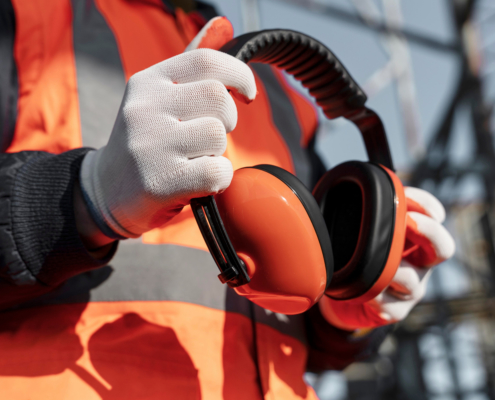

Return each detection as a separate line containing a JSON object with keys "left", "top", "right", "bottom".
{"left": 0, "top": 1, "right": 334, "bottom": 399}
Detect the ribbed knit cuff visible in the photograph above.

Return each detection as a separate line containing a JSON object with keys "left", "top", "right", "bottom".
{"left": 79, "top": 149, "right": 128, "bottom": 240}
{"left": 11, "top": 149, "right": 117, "bottom": 287}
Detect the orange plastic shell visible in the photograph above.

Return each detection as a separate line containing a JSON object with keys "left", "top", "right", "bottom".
{"left": 214, "top": 168, "right": 328, "bottom": 315}
{"left": 349, "top": 166, "right": 407, "bottom": 303}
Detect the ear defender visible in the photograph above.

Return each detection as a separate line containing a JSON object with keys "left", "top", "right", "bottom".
{"left": 215, "top": 165, "right": 333, "bottom": 315}
{"left": 191, "top": 29, "right": 408, "bottom": 314}
{"left": 313, "top": 162, "right": 406, "bottom": 303}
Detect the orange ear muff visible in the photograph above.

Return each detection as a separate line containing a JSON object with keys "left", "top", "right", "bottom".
{"left": 212, "top": 165, "right": 333, "bottom": 315}
{"left": 313, "top": 162, "right": 407, "bottom": 303}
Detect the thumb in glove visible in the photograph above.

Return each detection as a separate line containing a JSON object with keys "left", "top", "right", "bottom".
{"left": 186, "top": 16, "right": 253, "bottom": 104}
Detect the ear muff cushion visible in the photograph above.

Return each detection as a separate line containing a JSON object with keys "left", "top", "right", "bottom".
{"left": 252, "top": 165, "right": 334, "bottom": 288}
{"left": 312, "top": 161, "right": 396, "bottom": 300}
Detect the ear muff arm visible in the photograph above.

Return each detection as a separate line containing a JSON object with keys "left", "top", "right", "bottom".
{"left": 190, "top": 197, "right": 251, "bottom": 287}
{"left": 219, "top": 29, "right": 395, "bottom": 171}
{"left": 348, "top": 108, "right": 394, "bottom": 171}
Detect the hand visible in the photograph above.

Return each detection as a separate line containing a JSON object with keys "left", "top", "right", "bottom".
{"left": 78, "top": 17, "right": 255, "bottom": 240}
{"left": 319, "top": 187, "right": 456, "bottom": 331}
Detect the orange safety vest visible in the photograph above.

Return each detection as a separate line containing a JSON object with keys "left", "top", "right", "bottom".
{"left": 0, "top": 0, "right": 330, "bottom": 399}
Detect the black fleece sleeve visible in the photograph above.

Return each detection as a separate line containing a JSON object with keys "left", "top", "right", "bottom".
{"left": 305, "top": 302, "right": 392, "bottom": 372}
{"left": 0, "top": 149, "right": 116, "bottom": 310}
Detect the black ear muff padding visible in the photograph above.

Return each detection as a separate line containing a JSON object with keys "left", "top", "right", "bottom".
{"left": 312, "top": 161, "right": 396, "bottom": 300}
{"left": 252, "top": 165, "right": 334, "bottom": 288}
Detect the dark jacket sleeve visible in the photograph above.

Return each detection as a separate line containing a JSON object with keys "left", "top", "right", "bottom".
{"left": 0, "top": 149, "right": 116, "bottom": 310}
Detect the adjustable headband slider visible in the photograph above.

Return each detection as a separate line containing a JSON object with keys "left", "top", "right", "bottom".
{"left": 191, "top": 196, "right": 251, "bottom": 288}
{"left": 218, "top": 266, "right": 239, "bottom": 284}
{"left": 218, "top": 259, "right": 247, "bottom": 285}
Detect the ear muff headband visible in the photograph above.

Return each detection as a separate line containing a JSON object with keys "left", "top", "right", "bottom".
{"left": 252, "top": 165, "right": 334, "bottom": 290}
{"left": 219, "top": 29, "right": 395, "bottom": 171}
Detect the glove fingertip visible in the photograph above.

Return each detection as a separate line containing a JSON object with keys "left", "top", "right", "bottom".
{"left": 407, "top": 212, "right": 456, "bottom": 266}
{"left": 436, "top": 229, "right": 456, "bottom": 263}
{"left": 207, "top": 156, "right": 233, "bottom": 194}
{"left": 227, "top": 86, "right": 257, "bottom": 104}
{"left": 405, "top": 187, "right": 446, "bottom": 223}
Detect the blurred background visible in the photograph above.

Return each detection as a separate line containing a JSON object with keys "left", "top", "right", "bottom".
{"left": 207, "top": 0, "right": 495, "bottom": 399}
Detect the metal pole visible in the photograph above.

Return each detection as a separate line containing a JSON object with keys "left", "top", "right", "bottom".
{"left": 241, "top": 0, "right": 261, "bottom": 33}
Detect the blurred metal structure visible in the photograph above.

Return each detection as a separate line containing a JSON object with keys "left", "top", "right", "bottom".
{"left": 264, "top": 0, "right": 495, "bottom": 399}
{"left": 395, "top": 0, "right": 495, "bottom": 398}
{"left": 349, "top": 0, "right": 425, "bottom": 158}
{"left": 241, "top": 0, "right": 261, "bottom": 32}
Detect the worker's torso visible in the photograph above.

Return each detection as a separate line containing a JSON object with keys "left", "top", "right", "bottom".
{"left": 0, "top": 1, "right": 321, "bottom": 399}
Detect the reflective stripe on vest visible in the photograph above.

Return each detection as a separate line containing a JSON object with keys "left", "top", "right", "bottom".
{"left": 71, "top": 0, "right": 126, "bottom": 149}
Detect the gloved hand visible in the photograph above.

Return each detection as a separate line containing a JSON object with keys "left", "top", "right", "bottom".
{"left": 80, "top": 17, "right": 254, "bottom": 239}
{"left": 319, "top": 187, "right": 456, "bottom": 331}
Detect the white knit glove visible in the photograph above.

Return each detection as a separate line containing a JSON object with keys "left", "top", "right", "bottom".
{"left": 80, "top": 19, "right": 255, "bottom": 239}
{"left": 319, "top": 187, "right": 456, "bottom": 331}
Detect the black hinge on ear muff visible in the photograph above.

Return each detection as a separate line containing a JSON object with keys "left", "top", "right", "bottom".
{"left": 190, "top": 196, "right": 250, "bottom": 288}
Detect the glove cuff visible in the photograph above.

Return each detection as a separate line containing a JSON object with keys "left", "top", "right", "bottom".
{"left": 80, "top": 149, "right": 137, "bottom": 239}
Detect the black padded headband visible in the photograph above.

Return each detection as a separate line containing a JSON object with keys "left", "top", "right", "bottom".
{"left": 220, "top": 29, "right": 395, "bottom": 171}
